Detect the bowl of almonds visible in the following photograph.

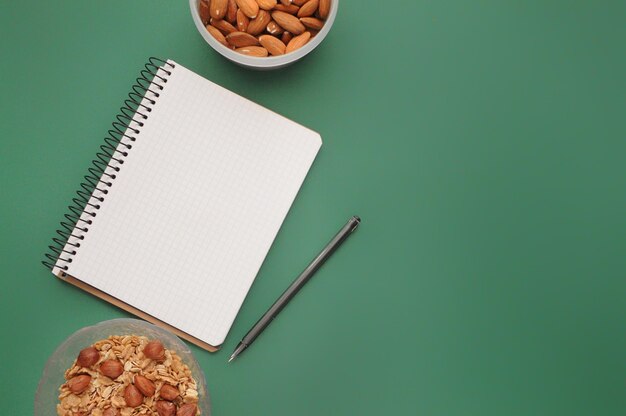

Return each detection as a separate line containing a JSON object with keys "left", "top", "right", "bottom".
{"left": 35, "top": 319, "right": 210, "bottom": 416}
{"left": 190, "top": 0, "right": 338, "bottom": 69}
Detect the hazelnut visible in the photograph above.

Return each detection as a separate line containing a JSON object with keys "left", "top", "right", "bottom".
{"left": 159, "top": 384, "right": 179, "bottom": 401}
{"left": 124, "top": 384, "right": 144, "bottom": 407}
{"left": 103, "top": 408, "right": 120, "bottom": 416}
{"left": 99, "top": 359, "right": 124, "bottom": 379}
{"left": 176, "top": 403, "right": 198, "bottom": 416}
{"left": 156, "top": 400, "right": 176, "bottom": 416}
{"left": 134, "top": 374, "right": 156, "bottom": 397}
{"left": 76, "top": 346, "right": 99, "bottom": 368}
{"left": 67, "top": 374, "right": 91, "bottom": 394}
{"left": 143, "top": 340, "right": 165, "bottom": 361}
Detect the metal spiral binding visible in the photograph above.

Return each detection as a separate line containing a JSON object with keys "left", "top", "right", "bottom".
{"left": 42, "top": 57, "right": 175, "bottom": 274}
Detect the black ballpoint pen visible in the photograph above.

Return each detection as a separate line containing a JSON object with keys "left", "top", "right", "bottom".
{"left": 228, "top": 215, "right": 361, "bottom": 362}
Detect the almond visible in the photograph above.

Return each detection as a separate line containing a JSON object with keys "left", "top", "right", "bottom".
{"left": 99, "top": 359, "right": 123, "bottom": 379}
{"left": 226, "top": 31, "right": 260, "bottom": 47}
{"left": 210, "top": 18, "right": 237, "bottom": 34}
{"left": 236, "top": 0, "right": 259, "bottom": 18}
{"left": 199, "top": 0, "right": 211, "bottom": 24}
{"left": 256, "top": 0, "right": 277, "bottom": 10}
{"left": 160, "top": 384, "right": 179, "bottom": 401}
{"left": 274, "top": 3, "right": 299, "bottom": 14}
{"left": 285, "top": 30, "right": 310, "bottom": 53}
{"left": 318, "top": 0, "right": 330, "bottom": 19}
{"left": 297, "top": 0, "right": 317, "bottom": 17}
{"left": 156, "top": 400, "right": 176, "bottom": 416}
{"left": 103, "top": 408, "right": 120, "bottom": 416}
{"left": 280, "top": 0, "right": 292, "bottom": 5}
{"left": 292, "top": 0, "right": 308, "bottom": 5}
{"left": 259, "top": 34, "right": 286, "bottom": 55}
{"left": 124, "top": 384, "right": 143, "bottom": 407}
{"left": 236, "top": 9, "right": 250, "bottom": 31}
{"left": 176, "top": 403, "right": 198, "bottom": 416}
{"left": 134, "top": 374, "right": 156, "bottom": 397}
{"left": 266, "top": 20, "right": 284, "bottom": 35}
{"left": 272, "top": 10, "right": 305, "bottom": 34}
{"left": 226, "top": 0, "right": 238, "bottom": 23}
{"left": 210, "top": 0, "right": 228, "bottom": 19}
{"left": 235, "top": 46, "right": 269, "bottom": 56}
{"left": 143, "top": 340, "right": 166, "bottom": 361}
{"left": 300, "top": 16, "right": 323, "bottom": 30}
{"left": 246, "top": 10, "right": 271, "bottom": 35}
{"left": 76, "top": 346, "right": 99, "bottom": 368}
{"left": 281, "top": 31, "right": 293, "bottom": 44}
{"left": 67, "top": 374, "right": 91, "bottom": 394}
{"left": 206, "top": 25, "right": 229, "bottom": 47}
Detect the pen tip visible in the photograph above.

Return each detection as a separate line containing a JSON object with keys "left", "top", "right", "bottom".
{"left": 228, "top": 354, "right": 236, "bottom": 363}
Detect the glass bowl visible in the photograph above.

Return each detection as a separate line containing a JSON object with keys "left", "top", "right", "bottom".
{"left": 189, "top": 0, "right": 339, "bottom": 70}
{"left": 34, "top": 318, "right": 210, "bottom": 416}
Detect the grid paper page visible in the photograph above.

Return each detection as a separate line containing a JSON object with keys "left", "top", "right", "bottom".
{"left": 61, "top": 60, "right": 321, "bottom": 347}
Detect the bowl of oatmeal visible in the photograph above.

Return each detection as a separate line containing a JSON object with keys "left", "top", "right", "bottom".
{"left": 34, "top": 319, "right": 210, "bottom": 416}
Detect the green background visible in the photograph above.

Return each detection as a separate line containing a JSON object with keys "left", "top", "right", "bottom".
{"left": 1, "top": 0, "right": 624, "bottom": 414}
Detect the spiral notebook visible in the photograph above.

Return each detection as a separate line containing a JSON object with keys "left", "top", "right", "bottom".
{"left": 43, "top": 58, "right": 322, "bottom": 351}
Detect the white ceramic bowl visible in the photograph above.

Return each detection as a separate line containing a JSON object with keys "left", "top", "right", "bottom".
{"left": 190, "top": 0, "right": 339, "bottom": 69}
{"left": 34, "top": 319, "right": 210, "bottom": 416}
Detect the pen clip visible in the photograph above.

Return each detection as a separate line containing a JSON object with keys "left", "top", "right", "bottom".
{"left": 349, "top": 216, "right": 361, "bottom": 232}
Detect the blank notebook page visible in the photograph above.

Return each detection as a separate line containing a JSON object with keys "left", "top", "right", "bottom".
{"left": 57, "top": 60, "right": 321, "bottom": 347}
